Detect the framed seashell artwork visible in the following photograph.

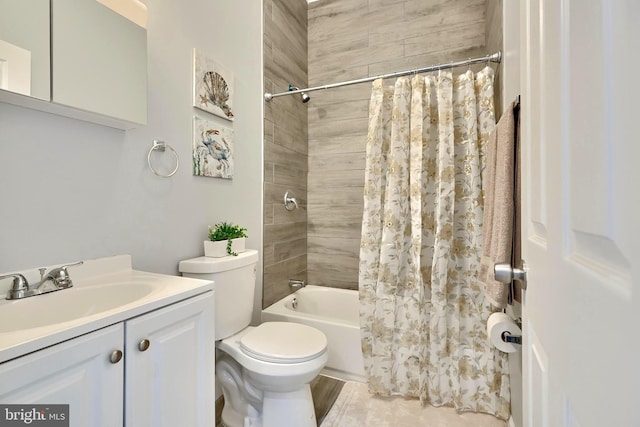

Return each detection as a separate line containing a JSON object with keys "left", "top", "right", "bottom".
{"left": 193, "top": 116, "right": 234, "bottom": 179}
{"left": 193, "top": 48, "right": 235, "bottom": 121}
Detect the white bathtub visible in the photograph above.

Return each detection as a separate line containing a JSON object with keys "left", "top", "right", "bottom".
{"left": 262, "top": 285, "right": 366, "bottom": 382}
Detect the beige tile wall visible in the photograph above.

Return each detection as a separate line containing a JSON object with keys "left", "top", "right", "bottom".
{"left": 307, "top": 0, "right": 489, "bottom": 290}
{"left": 263, "top": 0, "right": 308, "bottom": 308}
{"left": 485, "top": 0, "right": 503, "bottom": 116}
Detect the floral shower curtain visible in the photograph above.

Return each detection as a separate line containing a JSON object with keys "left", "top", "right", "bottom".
{"left": 358, "top": 67, "right": 510, "bottom": 419}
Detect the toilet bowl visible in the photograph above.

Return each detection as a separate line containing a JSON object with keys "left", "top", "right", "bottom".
{"left": 179, "top": 250, "right": 328, "bottom": 427}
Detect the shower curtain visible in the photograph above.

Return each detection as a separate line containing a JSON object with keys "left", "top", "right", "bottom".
{"left": 358, "top": 67, "right": 510, "bottom": 420}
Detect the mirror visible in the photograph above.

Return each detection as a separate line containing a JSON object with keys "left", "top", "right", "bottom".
{"left": 51, "top": 0, "right": 147, "bottom": 125}
{"left": 0, "top": 0, "right": 51, "bottom": 100}
{"left": 0, "top": 0, "right": 147, "bottom": 128}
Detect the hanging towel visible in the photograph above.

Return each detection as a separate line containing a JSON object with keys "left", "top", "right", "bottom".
{"left": 479, "top": 100, "right": 518, "bottom": 309}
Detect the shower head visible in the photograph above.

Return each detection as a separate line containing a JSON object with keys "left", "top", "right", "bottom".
{"left": 289, "top": 85, "right": 311, "bottom": 103}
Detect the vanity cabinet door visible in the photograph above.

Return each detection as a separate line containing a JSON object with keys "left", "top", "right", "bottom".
{"left": 124, "top": 291, "right": 215, "bottom": 427}
{"left": 51, "top": 0, "right": 147, "bottom": 125}
{"left": 0, "top": 324, "right": 124, "bottom": 427}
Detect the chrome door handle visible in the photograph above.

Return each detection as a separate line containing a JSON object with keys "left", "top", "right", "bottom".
{"left": 494, "top": 261, "right": 527, "bottom": 290}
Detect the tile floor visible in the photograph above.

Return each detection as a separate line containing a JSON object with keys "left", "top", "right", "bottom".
{"left": 319, "top": 379, "right": 507, "bottom": 427}
{"left": 218, "top": 375, "right": 506, "bottom": 427}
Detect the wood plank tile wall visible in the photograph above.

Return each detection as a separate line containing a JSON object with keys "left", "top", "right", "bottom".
{"left": 307, "top": 0, "right": 489, "bottom": 290}
{"left": 485, "top": 0, "right": 503, "bottom": 116}
{"left": 263, "top": 0, "right": 309, "bottom": 308}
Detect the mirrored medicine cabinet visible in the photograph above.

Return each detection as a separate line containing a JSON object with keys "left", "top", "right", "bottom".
{"left": 0, "top": 0, "right": 147, "bottom": 129}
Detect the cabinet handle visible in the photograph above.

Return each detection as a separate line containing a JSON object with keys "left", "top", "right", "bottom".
{"left": 138, "top": 339, "right": 150, "bottom": 352}
{"left": 110, "top": 350, "right": 123, "bottom": 364}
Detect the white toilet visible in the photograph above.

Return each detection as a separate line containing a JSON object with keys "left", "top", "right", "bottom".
{"left": 179, "top": 249, "right": 328, "bottom": 427}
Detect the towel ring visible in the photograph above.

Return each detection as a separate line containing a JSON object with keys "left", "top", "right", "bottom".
{"left": 147, "top": 140, "right": 179, "bottom": 178}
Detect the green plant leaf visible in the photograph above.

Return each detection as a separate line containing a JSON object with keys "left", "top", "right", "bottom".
{"left": 208, "top": 221, "right": 248, "bottom": 243}
{"left": 226, "top": 239, "right": 237, "bottom": 256}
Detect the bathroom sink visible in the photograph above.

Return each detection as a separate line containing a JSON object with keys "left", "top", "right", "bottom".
{"left": 0, "top": 255, "right": 214, "bottom": 364}
{"left": 0, "top": 282, "right": 155, "bottom": 333}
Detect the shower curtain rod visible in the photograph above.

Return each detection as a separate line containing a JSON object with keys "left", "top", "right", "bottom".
{"left": 264, "top": 51, "right": 502, "bottom": 102}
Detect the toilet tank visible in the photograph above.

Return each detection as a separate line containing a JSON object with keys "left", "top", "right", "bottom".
{"left": 179, "top": 249, "right": 258, "bottom": 340}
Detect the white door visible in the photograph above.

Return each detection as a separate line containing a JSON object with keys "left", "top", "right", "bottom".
{"left": 520, "top": 1, "right": 639, "bottom": 426}
{"left": 124, "top": 292, "right": 215, "bottom": 427}
{"left": 0, "top": 324, "right": 124, "bottom": 427}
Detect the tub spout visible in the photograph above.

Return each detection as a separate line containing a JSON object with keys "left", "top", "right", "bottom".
{"left": 289, "top": 279, "right": 306, "bottom": 289}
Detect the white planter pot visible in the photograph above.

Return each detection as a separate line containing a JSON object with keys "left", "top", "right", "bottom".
{"left": 204, "top": 238, "right": 246, "bottom": 257}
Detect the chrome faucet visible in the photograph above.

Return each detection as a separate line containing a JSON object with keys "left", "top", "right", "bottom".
{"left": 0, "top": 274, "right": 30, "bottom": 300}
{"left": 288, "top": 279, "right": 306, "bottom": 289}
{"left": 0, "top": 261, "right": 83, "bottom": 300}
{"left": 40, "top": 261, "right": 83, "bottom": 289}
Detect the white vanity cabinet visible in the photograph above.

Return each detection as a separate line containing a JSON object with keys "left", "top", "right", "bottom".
{"left": 125, "top": 291, "right": 215, "bottom": 427}
{"left": 0, "top": 291, "right": 214, "bottom": 427}
{"left": 0, "top": 323, "right": 124, "bottom": 426}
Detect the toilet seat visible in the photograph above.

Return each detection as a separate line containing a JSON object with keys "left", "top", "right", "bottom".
{"left": 217, "top": 324, "right": 328, "bottom": 378}
{"left": 240, "top": 322, "right": 327, "bottom": 364}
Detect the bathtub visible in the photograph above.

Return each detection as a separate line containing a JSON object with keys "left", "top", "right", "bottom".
{"left": 262, "top": 285, "right": 366, "bottom": 382}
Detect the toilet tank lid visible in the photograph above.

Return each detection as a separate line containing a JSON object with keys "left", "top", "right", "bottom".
{"left": 179, "top": 249, "right": 258, "bottom": 274}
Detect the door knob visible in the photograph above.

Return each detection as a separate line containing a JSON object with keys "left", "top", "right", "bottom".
{"left": 494, "top": 261, "right": 527, "bottom": 290}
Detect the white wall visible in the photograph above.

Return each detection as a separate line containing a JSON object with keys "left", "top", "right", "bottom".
{"left": 0, "top": 0, "right": 264, "bottom": 318}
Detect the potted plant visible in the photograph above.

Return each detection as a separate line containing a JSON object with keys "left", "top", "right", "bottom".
{"left": 205, "top": 222, "right": 248, "bottom": 257}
